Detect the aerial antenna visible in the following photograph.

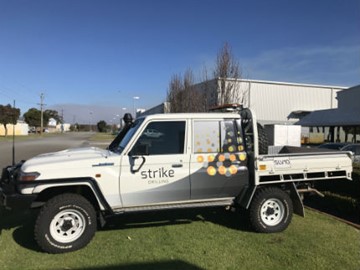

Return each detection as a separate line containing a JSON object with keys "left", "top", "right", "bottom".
{"left": 12, "top": 100, "right": 16, "bottom": 166}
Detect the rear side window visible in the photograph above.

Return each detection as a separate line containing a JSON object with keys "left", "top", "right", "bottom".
{"left": 193, "top": 120, "right": 243, "bottom": 154}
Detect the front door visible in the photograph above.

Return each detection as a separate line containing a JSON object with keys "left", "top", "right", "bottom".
{"left": 120, "top": 120, "right": 190, "bottom": 207}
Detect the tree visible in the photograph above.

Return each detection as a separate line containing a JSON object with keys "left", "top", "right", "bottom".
{"left": 0, "top": 104, "right": 20, "bottom": 137}
{"left": 213, "top": 42, "right": 243, "bottom": 105}
{"left": 45, "top": 109, "right": 63, "bottom": 124}
{"left": 24, "top": 108, "right": 50, "bottom": 129}
{"left": 167, "top": 68, "right": 207, "bottom": 113}
{"left": 97, "top": 120, "right": 107, "bottom": 133}
{"left": 167, "top": 42, "right": 245, "bottom": 112}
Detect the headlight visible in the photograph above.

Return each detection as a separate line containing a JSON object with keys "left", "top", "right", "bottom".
{"left": 18, "top": 171, "right": 40, "bottom": 181}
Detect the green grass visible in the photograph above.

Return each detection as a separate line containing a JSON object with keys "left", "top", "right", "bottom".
{"left": 0, "top": 207, "right": 359, "bottom": 270}
{"left": 89, "top": 133, "right": 116, "bottom": 141}
{"left": 0, "top": 133, "right": 62, "bottom": 142}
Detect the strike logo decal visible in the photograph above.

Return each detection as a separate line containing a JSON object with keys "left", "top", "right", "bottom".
{"left": 140, "top": 168, "right": 175, "bottom": 185}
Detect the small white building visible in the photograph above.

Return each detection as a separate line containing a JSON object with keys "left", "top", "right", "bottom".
{"left": 0, "top": 121, "right": 29, "bottom": 136}
{"left": 48, "top": 118, "right": 57, "bottom": 127}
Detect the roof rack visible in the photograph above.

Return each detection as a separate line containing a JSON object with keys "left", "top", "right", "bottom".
{"left": 209, "top": 103, "right": 243, "bottom": 112}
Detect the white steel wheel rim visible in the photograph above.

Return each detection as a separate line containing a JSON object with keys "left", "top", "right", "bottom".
{"left": 50, "top": 209, "right": 86, "bottom": 243}
{"left": 260, "top": 198, "right": 285, "bottom": 226}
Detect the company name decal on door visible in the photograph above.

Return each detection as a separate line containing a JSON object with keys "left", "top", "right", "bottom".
{"left": 141, "top": 168, "right": 175, "bottom": 184}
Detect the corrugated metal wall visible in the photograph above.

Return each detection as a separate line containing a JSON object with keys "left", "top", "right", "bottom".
{"left": 337, "top": 85, "right": 360, "bottom": 112}
{"left": 237, "top": 80, "right": 344, "bottom": 124}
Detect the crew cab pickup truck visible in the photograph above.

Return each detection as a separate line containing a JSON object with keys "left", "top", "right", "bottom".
{"left": 0, "top": 107, "right": 353, "bottom": 253}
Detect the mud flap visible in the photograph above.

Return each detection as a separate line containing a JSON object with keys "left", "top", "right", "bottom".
{"left": 289, "top": 182, "right": 305, "bottom": 217}
{"left": 237, "top": 185, "right": 257, "bottom": 209}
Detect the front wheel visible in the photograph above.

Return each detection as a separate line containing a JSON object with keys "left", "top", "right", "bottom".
{"left": 249, "top": 187, "right": 293, "bottom": 233}
{"left": 34, "top": 193, "right": 97, "bottom": 253}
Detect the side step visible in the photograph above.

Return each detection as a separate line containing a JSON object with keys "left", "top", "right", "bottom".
{"left": 112, "top": 199, "right": 234, "bottom": 214}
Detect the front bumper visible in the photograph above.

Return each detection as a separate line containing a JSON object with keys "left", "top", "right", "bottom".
{"left": 0, "top": 164, "right": 37, "bottom": 210}
{"left": 0, "top": 188, "right": 37, "bottom": 210}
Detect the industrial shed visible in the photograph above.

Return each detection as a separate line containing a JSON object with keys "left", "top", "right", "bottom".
{"left": 141, "top": 78, "right": 350, "bottom": 143}
{"left": 297, "top": 84, "right": 360, "bottom": 143}
{"left": 193, "top": 78, "right": 345, "bottom": 125}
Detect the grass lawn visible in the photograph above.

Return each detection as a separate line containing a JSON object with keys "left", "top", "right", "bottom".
{"left": 89, "top": 133, "right": 116, "bottom": 141}
{"left": 0, "top": 207, "right": 359, "bottom": 270}
{"left": 0, "top": 133, "right": 61, "bottom": 142}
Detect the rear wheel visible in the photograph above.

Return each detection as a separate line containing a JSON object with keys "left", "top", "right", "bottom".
{"left": 34, "top": 193, "right": 97, "bottom": 253}
{"left": 249, "top": 187, "right": 293, "bottom": 233}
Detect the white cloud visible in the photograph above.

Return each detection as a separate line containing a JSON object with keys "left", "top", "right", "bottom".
{"left": 241, "top": 44, "right": 360, "bottom": 86}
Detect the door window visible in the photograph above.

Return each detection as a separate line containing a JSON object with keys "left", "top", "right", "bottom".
{"left": 131, "top": 121, "right": 186, "bottom": 155}
{"left": 193, "top": 120, "right": 241, "bottom": 153}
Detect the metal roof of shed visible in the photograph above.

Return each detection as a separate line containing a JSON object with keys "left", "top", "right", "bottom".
{"left": 296, "top": 108, "right": 360, "bottom": 127}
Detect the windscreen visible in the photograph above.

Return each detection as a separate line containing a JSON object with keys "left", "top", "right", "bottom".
{"left": 114, "top": 118, "right": 144, "bottom": 154}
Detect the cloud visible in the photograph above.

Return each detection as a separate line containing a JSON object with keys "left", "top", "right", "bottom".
{"left": 241, "top": 44, "right": 360, "bottom": 86}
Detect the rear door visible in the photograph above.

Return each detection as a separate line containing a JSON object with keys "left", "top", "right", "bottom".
{"left": 120, "top": 120, "right": 190, "bottom": 206}
{"left": 190, "top": 118, "right": 249, "bottom": 200}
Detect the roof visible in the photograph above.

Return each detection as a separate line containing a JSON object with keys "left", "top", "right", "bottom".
{"left": 296, "top": 108, "right": 360, "bottom": 126}
{"left": 216, "top": 78, "right": 347, "bottom": 90}
{"left": 194, "top": 78, "right": 348, "bottom": 90}
{"left": 139, "top": 112, "right": 241, "bottom": 120}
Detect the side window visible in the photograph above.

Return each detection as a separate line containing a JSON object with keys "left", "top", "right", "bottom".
{"left": 193, "top": 120, "right": 242, "bottom": 153}
{"left": 193, "top": 121, "right": 219, "bottom": 153}
{"left": 131, "top": 121, "right": 185, "bottom": 155}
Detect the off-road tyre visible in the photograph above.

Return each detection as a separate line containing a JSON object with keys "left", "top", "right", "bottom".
{"left": 249, "top": 187, "right": 293, "bottom": 233}
{"left": 34, "top": 193, "right": 97, "bottom": 253}
{"left": 257, "top": 123, "right": 268, "bottom": 155}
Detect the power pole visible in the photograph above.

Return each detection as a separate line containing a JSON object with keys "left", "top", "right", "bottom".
{"left": 38, "top": 93, "right": 46, "bottom": 135}
{"left": 12, "top": 100, "right": 16, "bottom": 165}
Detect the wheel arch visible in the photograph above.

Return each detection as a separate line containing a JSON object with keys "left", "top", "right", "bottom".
{"left": 31, "top": 178, "right": 112, "bottom": 214}
{"left": 238, "top": 183, "right": 304, "bottom": 217}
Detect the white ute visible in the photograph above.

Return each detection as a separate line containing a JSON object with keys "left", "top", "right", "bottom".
{"left": 0, "top": 105, "right": 353, "bottom": 253}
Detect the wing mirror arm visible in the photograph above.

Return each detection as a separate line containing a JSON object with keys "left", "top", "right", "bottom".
{"left": 131, "top": 156, "right": 146, "bottom": 173}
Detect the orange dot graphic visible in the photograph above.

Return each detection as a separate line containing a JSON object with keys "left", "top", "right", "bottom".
{"left": 208, "top": 155, "right": 215, "bottom": 162}
{"left": 229, "top": 165, "right": 238, "bottom": 175}
{"left": 229, "top": 154, "right": 236, "bottom": 162}
{"left": 218, "top": 155, "right": 225, "bottom": 162}
{"left": 207, "top": 166, "right": 217, "bottom": 176}
{"left": 239, "top": 153, "right": 246, "bottom": 161}
{"left": 218, "top": 166, "right": 227, "bottom": 175}
{"left": 197, "top": 155, "right": 204, "bottom": 163}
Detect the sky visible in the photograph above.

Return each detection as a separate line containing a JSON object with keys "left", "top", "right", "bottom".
{"left": 0, "top": 0, "right": 359, "bottom": 124}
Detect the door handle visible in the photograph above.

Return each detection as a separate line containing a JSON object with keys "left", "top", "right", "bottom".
{"left": 172, "top": 164, "right": 183, "bottom": 168}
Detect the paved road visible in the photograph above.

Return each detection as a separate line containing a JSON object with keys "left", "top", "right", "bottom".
{"left": 0, "top": 132, "right": 109, "bottom": 168}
